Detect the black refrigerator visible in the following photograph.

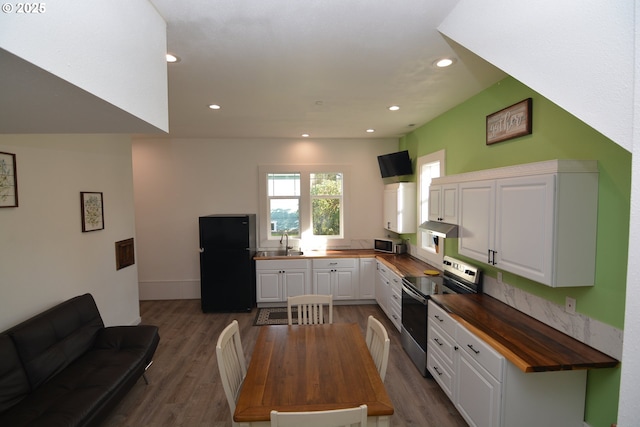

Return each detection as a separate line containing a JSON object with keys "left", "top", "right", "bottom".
{"left": 199, "top": 214, "right": 256, "bottom": 312}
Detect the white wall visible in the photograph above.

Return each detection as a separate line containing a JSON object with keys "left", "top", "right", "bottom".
{"left": 0, "top": 135, "right": 140, "bottom": 330}
{"left": 132, "top": 137, "right": 398, "bottom": 300}
{"left": 0, "top": 0, "right": 168, "bottom": 132}
{"left": 618, "top": 3, "right": 640, "bottom": 425}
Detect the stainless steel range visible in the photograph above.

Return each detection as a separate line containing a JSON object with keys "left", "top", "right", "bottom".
{"left": 400, "top": 256, "right": 482, "bottom": 376}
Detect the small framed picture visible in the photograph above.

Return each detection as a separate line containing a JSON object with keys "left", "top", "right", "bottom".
{"left": 0, "top": 151, "right": 18, "bottom": 208}
{"left": 486, "top": 98, "right": 533, "bottom": 145}
{"left": 80, "top": 191, "right": 104, "bottom": 232}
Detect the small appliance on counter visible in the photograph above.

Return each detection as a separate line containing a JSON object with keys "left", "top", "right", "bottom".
{"left": 400, "top": 256, "right": 482, "bottom": 376}
{"left": 374, "top": 237, "right": 406, "bottom": 254}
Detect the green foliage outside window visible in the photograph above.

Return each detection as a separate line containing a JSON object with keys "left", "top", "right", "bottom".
{"left": 311, "top": 173, "right": 342, "bottom": 236}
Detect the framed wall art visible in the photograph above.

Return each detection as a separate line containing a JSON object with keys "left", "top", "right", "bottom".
{"left": 0, "top": 151, "right": 18, "bottom": 208}
{"left": 80, "top": 191, "right": 104, "bottom": 232}
{"left": 486, "top": 98, "right": 532, "bottom": 145}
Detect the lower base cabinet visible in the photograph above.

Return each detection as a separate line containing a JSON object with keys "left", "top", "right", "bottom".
{"left": 428, "top": 301, "right": 587, "bottom": 427}
{"left": 256, "top": 259, "right": 311, "bottom": 303}
{"left": 376, "top": 261, "right": 401, "bottom": 331}
{"left": 312, "top": 258, "right": 358, "bottom": 300}
{"left": 257, "top": 257, "right": 376, "bottom": 304}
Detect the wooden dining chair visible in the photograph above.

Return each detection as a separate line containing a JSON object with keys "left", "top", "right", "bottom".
{"left": 216, "top": 320, "right": 247, "bottom": 427}
{"left": 365, "top": 315, "right": 390, "bottom": 381}
{"left": 287, "top": 294, "right": 333, "bottom": 325}
{"left": 270, "top": 404, "right": 368, "bottom": 427}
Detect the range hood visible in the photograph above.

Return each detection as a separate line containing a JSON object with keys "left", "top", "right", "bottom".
{"left": 418, "top": 220, "right": 458, "bottom": 238}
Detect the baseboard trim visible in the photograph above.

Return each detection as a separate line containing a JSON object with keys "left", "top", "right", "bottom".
{"left": 138, "top": 280, "right": 200, "bottom": 300}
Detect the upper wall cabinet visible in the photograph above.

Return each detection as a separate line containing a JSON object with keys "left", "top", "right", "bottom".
{"left": 429, "top": 183, "right": 458, "bottom": 224}
{"left": 383, "top": 183, "right": 416, "bottom": 233}
{"left": 438, "top": 160, "right": 598, "bottom": 287}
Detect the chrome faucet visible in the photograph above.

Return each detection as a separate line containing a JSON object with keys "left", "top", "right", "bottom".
{"left": 280, "top": 231, "right": 293, "bottom": 254}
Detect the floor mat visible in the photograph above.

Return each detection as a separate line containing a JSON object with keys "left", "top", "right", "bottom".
{"left": 254, "top": 307, "right": 295, "bottom": 326}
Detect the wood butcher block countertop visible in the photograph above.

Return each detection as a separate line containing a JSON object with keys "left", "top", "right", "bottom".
{"left": 255, "top": 249, "right": 439, "bottom": 278}
{"left": 431, "top": 294, "right": 619, "bottom": 373}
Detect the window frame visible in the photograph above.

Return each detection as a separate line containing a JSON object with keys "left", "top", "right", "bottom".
{"left": 415, "top": 150, "right": 446, "bottom": 266}
{"left": 259, "top": 164, "right": 351, "bottom": 249}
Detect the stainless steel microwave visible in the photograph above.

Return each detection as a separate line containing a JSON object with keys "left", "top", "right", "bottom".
{"left": 374, "top": 238, "right": 406, "bottom": 254}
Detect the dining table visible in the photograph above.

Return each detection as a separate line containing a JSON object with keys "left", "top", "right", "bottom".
{"left": 233, "top": 322, "right": 394, "bottom": 426}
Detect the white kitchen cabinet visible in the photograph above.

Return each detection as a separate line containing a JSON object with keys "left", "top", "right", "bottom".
{"left": 376, "top": 261, "right": 401, "bottom": 331}
{"left": 458, "top": 179, "right": 495, "bottom": 263}
{"left": 427, "top": 302, "right": 458, "bottom": 400}
{"left": 455, "top": 322, "right": 504, "bottom": 427}
{"left": 428, "top": 183, "right": 458, "bottom": 223}
{"left": 256, "top": 259, "right": 311, "bottom": 303}
{"left": 375, "top": 261, "right": 390, "bottom": 314}
{"left": 383, "top": 182, "right": 416, "bottom": 233}
{"left": 387, "top": 269, "right": 402, "bottom": 332}
{"left": 428, "top": 301, "right": 587, "bottom": 427}
{"left": 358, "top": 258, "right": 376, "bottom": 299}
{"left": 312, "top": 258, "right": 359, "bottom": 300}
{"left": 456, "top": 160, "right": 598, "bottom": 287}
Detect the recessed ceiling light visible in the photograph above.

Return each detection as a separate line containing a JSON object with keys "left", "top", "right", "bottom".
{"left": 366, "top": 129, "right": 375, "bottom": 133}
{"left": 435, "top": 58, "right": 454, "bottom": 68}
{"left": 208, "top": 104, "right": 221, "bottom": 110}
{"left": 166, "top": 53, "right": 180, "bottom": 63}
{"left": 302, "top": 133, "right": 310, "bottom": 138}
{"left": 388, "top": 105, "right": 400, "bottom": 111}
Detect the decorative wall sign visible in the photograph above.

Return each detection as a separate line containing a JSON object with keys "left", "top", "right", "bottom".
{"left": 115, "top": 238, "right": 135, "bottom": 270}
{"left": 80, "top": 191, "right": 104, "bottom": 232}
{"left": 0, "top": 151, "right": 18, "bottom": 208}
{"left": 486, "top": 98, "right": 532, "bottom": 145}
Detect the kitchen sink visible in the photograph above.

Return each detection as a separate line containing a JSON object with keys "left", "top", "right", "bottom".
{"left": 255, "top": 250, "right": 304, "bottom": 257}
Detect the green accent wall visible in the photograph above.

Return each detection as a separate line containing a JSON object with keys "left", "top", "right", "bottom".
{"left": 400, "top": 76, "right": 630, "bottom": 427}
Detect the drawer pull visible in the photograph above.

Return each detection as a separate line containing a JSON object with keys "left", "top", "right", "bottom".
{"left": 433, "top": 366, "right": 443, "bottom": 376}
{"left": 433, "top": 338, "right": 443, "bottom": 346}
{"left": 392, "top": 294, "right": 398, "bottom": 300}
{"left": 434, "top": 314, "right": 444, "bottom": 322}
{"left": 392, "top": 314, "right": 398, "bottom": 320}
{"left": 467, "top": 344, "right": 480, "bottom": 354}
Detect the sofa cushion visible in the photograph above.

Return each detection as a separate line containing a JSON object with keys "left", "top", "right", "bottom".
{"left": 8, "top": 294, "right": 104, "bottom": 389}
{"left": 0, "top": 334, "right": 31, "bottom": 413}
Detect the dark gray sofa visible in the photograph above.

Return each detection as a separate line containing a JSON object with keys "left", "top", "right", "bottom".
{"left": 0, "top": 293, "right": 160, "bottom": 427}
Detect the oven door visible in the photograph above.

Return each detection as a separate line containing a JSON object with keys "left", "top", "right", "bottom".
{"left": 401, "top": 283, "right": 428, "bottom": 351}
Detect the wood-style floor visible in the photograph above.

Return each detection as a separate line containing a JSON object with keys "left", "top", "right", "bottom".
{"left": 101, "top": 300, "right": 468, "bottom": 427}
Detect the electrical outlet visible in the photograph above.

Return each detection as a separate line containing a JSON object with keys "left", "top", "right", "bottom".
{"left": 565, "top": 297, "right": 576, "bottom": 315}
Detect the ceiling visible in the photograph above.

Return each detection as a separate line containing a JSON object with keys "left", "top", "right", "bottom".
{"left": 149, "top": 0, "right": 505, "bottom": 139}
{"left": 0, "top": 1, "right": 506, "bottom": 140}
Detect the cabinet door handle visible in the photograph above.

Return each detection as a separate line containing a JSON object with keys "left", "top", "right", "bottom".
{"left": 433, "top": 366, "right": 443, "bottom": 376}
{"left": 434, "top": 314, "right": 444, "bottom": 322}
{"left": 433, "top": 338, "right": 443, "bottom": 346}
{"left": 467, "top": 344, "right": 480, "bottom": 354}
